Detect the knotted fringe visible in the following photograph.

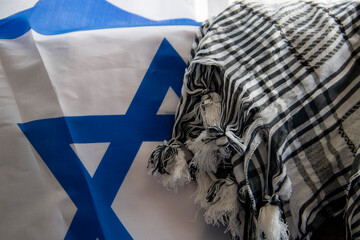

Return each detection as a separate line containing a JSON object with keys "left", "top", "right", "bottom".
{"left": 188, "top": 121, "right": 292, "bottom": 239}
{"left": 205, "top": 177, "right": 242, "bottom": 237}
{"left": 187, "top": 125, "right": 243, "bottom": 236}
{"left": 187, "top": 91, "right": 224, "bottom": 173}
{"left": 188, "top": 126, "right": 230, "bottom": 173}
{"left": 194, "top": 173, "right": 242, "bottom": 237}
{"left": 186, "top": 90, "right": 258, "bottom": 237}
{"left": 254, "top": 144, "right": 291, "bottom": 240}
{"left": 194, "top": 172, "right": 214, "bottom": 209}
{"left": 257, "top": 196, "right": 289, "bottom": 240}
{"left": 241, "top": 132, "right": 291, "bottom": 240}
{"left": 148, "top": 140, "right": 191, "bottom": 191}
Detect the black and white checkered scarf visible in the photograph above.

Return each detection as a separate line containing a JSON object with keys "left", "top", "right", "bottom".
{"left": 148, "top": 1, "right": 360, "bottom": 239}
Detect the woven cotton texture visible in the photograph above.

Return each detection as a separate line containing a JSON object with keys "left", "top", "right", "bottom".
{"left": 148, "top": 1, "right": 360, "bottom": 239}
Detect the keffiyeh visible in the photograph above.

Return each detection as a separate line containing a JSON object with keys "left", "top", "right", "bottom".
{"left": 148, "top": 1, "right": 360, "bottom": 239}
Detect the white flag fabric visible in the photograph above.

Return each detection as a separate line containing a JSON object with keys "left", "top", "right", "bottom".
{"left": 0, "top": 1, "right": 230, "bottom": 239}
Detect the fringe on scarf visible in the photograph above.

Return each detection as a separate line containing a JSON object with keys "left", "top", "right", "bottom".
{"left": 148, "top": 139, "right": 191, "bottom": 191}
{"left": 149, "top": 61, "right": 293, "bottom": 238}
{"left": 256, "top": 196, "right": 289, "bottom": 240}
{"left": 194, "top": 173, "right": 243, "bottom": 237}
{"left": 185, "top": 91, "right": 244, "bottom": 236}
{"left": 205, "top": 177, "right": 243, "bottom": 237}
{"left": 249, "top": 134, "right": 291, "bottom": 240}
{"left": 200, "top": 92, "right": 222, "bottom": 128}
{"left": 188, "top": 126, "right": 230, "bottom": 173}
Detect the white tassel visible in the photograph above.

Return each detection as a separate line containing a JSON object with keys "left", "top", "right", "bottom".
{"left": 194, "top": 172, "right": 213, "bottom": 208}
{"left": 188, "top": 126, "right": 230, "bottom": 174}
{"left": 152, "top": 149, "right": 191, "bottom": 191}
{"left": 257, "top": 201, "right": 289, "bottom": 240}
{"left": 200, "top": 92, "right": 222, "bottom": 127}
{"left": 226, "top": 203, "right": 243, "bottom": 238}
{"left": 193, "top": 173, "right": 242, "bottom": 237}
{"left": 188, "top": 130, "right": 221, "bottom": 173}
{"left": 204, "top": 181, "right": 242, "bottom": 237}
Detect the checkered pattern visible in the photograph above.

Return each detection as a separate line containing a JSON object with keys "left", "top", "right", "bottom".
{"left": 346, "top": 148, "right": 360, "bottom": 240}
{"left": 149, "top": 1, "right": 360, "bottom": 239}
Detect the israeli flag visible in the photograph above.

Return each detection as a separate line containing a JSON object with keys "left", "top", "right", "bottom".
{"left": 0, "top": 0, "right": 229, "bottom": 239}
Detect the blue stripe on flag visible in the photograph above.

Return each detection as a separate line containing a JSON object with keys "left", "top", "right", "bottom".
{"left": 0, "top": 0, "right": 201, "bottom": 39}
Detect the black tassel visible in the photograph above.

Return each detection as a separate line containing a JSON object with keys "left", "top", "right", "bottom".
{"left": 148, "top": 140, "right": 181, "bottom": 175}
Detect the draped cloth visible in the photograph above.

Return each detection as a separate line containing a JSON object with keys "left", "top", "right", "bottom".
{"left": 148, "top": 1, "right": 360, "bottom": 239}
{"left": 1, "top": 1, "right": 235, "bottom": 239}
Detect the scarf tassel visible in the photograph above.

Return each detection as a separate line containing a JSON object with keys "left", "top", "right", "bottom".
{"left": 148, "top": 140, "right": 191, "bottom": 191}
{"left": 257, "top": 196, "right": 289, "bottom": 240}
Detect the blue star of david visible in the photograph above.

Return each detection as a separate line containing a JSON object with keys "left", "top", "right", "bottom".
{"left": 18, "top": 38, "right": 185, "bottom": 240}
